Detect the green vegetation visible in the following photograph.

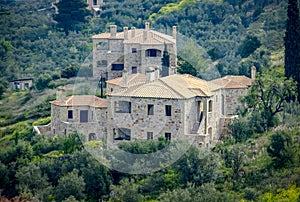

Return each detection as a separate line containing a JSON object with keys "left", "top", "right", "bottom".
{"left": 284, "top": 0, "right": 300, "bottom": 102}
{"left": 0, "top": 0, "right": 299, "bottom": 201}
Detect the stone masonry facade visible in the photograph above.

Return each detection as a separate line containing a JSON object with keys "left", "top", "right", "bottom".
{"left": 92, "top": 22, "right": 177, "bottom": 80}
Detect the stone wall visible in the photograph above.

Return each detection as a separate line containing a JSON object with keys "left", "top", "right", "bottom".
{"left": 223, "top": 88, "right": 248, "bottom": 115}
{"left": 51, "top": 104, "right": 107, "bottom": 141}
{"left": 107, "top": 96, "right": 185, "bottom": 143}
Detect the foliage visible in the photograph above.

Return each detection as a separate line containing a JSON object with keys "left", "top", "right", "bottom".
{"left": 109, "top": 178, "right": 144, "bottom": 202}
{"left": 118, "top": 137, "right": 169, "bottom": 154}
{"left": 177, "top": 56, "right": 197, "bottom": 76}
{"left": 267, "top": 129, "right": 299, "bottom": 168}
{"left": 35, "top": 73, "right": 52, "bottom": 90}
{"left": 237, "top": 35, "right": 261, "bottom": 58}
{"left": 61, "top": 63, "right": 80, "bottom": 79}
{"left": 228, "top": 118, "right": 254, "bottom": 143}
{"left": 54, "top": 169, "right": 86, "bottom": 201}
{"left": 158, "top": 183, "right": 237, "bottom": 202}
{"left": 284, "top": 0, "right": 300, "bottom": 102}
{"left": 260, "top": 185, "right": 300, "bottom": 202}
{"left": 241, "top": 67, "right": 297, "bottom": 129}
{"left": 173, "top": 146, "right": 220, "bottom": 186}
{"left": 53, "top": 0, "right": 92, "bottom": 35}
{"left": 32, "top": 117, "right": 51, "bottom": 126}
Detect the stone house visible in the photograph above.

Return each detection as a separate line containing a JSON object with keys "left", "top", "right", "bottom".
{"left": 86, "top": 0, "right": 103, "bottom": 16}
{"left": 10, "top": 78, "right": 33, "bottom": 91}
{"left": 48, "top": 87, "right": 108, "bottom": 141}
{"left": 92, "top": 22, "right": 177, "bottom": 80}
{"left": 105, "top": 73, "right": 253, "bottom": 147}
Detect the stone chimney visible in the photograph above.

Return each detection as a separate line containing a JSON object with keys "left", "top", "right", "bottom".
{"left": 145, "top": 22, "right": 150, "bottom": 31}
{"left": 110, "top": 25, "right": 117, "bottom": 38}
{"left": 251, "top": 66, "right": 256, "bottom": 79}
{"left": 124, "top": 27, "right": 128, "bottom": 40}
{"left": 131, "top": 27, "right": 136, "bottom": 38}
{"left": 56, "top": 86, "right": 66, "bottom": 104}
{"left": 172, "top": 26, "right": 177, "bottom": 39}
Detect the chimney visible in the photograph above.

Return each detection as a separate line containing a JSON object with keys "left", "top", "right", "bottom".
{"left": 124, "top": 27, "right": 128, "bottom": 40}
{"left": 251, "top": 66, "right": 256, "bottom": 79}
{"left": 110, "top": 25, "right": 117, "bottom": 38}
{"left": 172, "top": 26, "right": 177, "bottom": 39}
{"left": 56, "top": 86, "right": 66, "bottom": 104}
{"left": 145, "top": 22, "right": 150, "bottom": 31}
{"left": 131, "top": 27, "right": 136, "bottom": 38}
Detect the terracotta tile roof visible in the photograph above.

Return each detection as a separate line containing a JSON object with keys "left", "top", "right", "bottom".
{"left": 106, "top": 73, "right": 147, "bottom": 87}
{"left": 210, "top": 75, "right": 252, "bottom": 89}
{"left": 92, "top": 29, "right": 176, "bottom": 44}
{"left": 108, "top": 74, "right": 214, "bottom": 99}
{"left": 51, "top": 95, "right": 108, "bottom": 108}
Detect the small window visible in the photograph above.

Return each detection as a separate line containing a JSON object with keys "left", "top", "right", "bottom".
{"left": 132, "top": 66, "right": 137, "bottom": 74}
{"left": 165, "top": 133, "right": 171, "bottom": 141}
{"left": 80, "top": 110, "right": 88, "bottom": 123}
{"left": 93, "top": 0, "right": 97, "bottom": 5}
{"left": 96, "top": 41, "right": 108, "bottom": 50}
{"left": 89, "top": 133, "right": 96, "bottom": 141}
{"left": 146, "top": 49, "right": 161, "bottom": 57}
{"left": 112, "top": 64, "right": 124, "bottom": 71}
{"left": 165, "top": 105, "right": 172, "bottom": 116}
{"left": 147, "top": 132, "right": 153, "bottom": 140}
{"left": 132, "top": 48, "right": 137, "bottom": 53}
{"left": 68, "top": 110, "right": 73, "bottom": 119}
{"left": 148, "top": 104, "right": 154, "bottom": 115}
{"left": 208, "top": 100, "right": 213, "bottom": 112}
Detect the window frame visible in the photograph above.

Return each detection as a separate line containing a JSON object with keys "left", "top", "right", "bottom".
{"left": 165, "top": 105, "right": 172, "bottom": 116}
{"left": 68, "top": 110, "right": 73, "bottom": 119}
{"left": 147, "top": 104, "right": 154, "bottom": 115}
{"left": 165, "top": 132, "right": 171, "bottom": 141}
{"left": 80, "top": 110, "right": 88, "bottom": 123}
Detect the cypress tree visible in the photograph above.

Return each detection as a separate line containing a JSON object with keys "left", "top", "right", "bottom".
{"left": 53, "top": 0, "right": 91, "bottom": 35}
{"left": 284, "top": 0, "right": 300, "bottom": 102}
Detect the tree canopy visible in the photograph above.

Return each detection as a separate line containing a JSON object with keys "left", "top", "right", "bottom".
{"left": 53, "top": 0, "right": 92, "bottom": 35}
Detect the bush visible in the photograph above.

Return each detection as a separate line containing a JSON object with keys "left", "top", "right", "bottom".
{"left": 35, "top": 73, "right": 52, "bottom": 90}
{"left": 228, "top": 118, "right": 254, "bottom": 143}
{"left": 61, "top": 64, "right": 79, "bottom": 79}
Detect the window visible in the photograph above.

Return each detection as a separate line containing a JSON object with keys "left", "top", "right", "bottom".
{"left": 208, "top": 100, "right": 213, "bottom": 112}
{"left": 24, "top": 83, "right": 29, "bottom": 89}
{"left": 96, "top": 41, "right": 108, "bottom": 50}
{"left": 132, "top": 66, "right": 137, "bottom": 74}
{"left": 114, "top": 128, "right": 131, "bottom": 140}
{"left": 68, "top": 110, "right": 73, "bottom": 119}
{"left": 93, "top": 0, "right": 97, "bottom": 5}
{"left": 112, "top": 64, "right": 124, "bottom": 71}
{"left": 148, "top": 104, "right": 154, "bottom": 115}
{"left": 165, "top": 133, "right": 171, "bottom": 141}
{"left": 80, "top": 110, "right": 88, "bottom": 123}
{"left": 115, "top": 101, "right": 131, "bottom": 113}
{"left": 132, "top": 48, "right": 137, "bottom": 53}
{"left": 146, "top": 49, "right": 161, "bottom": 57}
{"left": 165, "top": 105, "right": 172, "bottom": 116}
{"left": 147, "top": 132, "right": 153, "bottom": 140}
{"left": 89, "top": 133, "right": 96, "bottom": 141}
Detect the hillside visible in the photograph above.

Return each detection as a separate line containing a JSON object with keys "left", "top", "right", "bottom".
{"left": 0, "top": 0, "right": 299, "bottom": 201}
